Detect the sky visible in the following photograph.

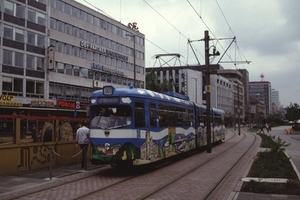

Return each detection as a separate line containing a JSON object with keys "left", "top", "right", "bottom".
{"left": 76, "top": 0, "right": 300, "bottom": 108}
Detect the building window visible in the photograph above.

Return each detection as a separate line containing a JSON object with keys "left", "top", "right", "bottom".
{"left": 57, "top": 0, "right": 65, "bottom": 12}
{"left": 2, "top": 77, "right": 23, "bottom": 94}
{"left": 27, "top": 31, "right": 35, "bottom": 45}
{"left": 65, "top": 3, "right": 72, "bottom": 15}
{"left": 3, "top": 50, "right": 13, "bottom": 65}
{"left": 57, "top": 41, "right": 64, "bottom": 53}
{"left": 50, "top": 18, "right": 57, "bottom": 29}
{"left": 74, "top": 66, "right": 80, "bottom": 76}
{"left": 15, "top": 52, "right": 24, "bottom": 67}
{"left": 93, "top": 53, "right": 99, "bottom": 62}
{"left": 80, "top": 29, "right": 86, "bottom": 40}
{"left": 94, "top": 17, "right": 100, "bottom": 27}
{"left": 57, "top": 62, "right": 64, "bottom": 74}
{"left": 73, "top": 7, "right": 80, "bottom": 19}
{"left": 65, "top": 44, "right": 72, "bottom": 55}
{"left": 27, "top": 9, "right": 36, "bottom": 23}
{"left": 88, "top": 70, "right": 93, "bottom": 79}
{"left": 87, "top": 32, "right": 94, "bottom": 43}
{"left": 26, "top": 80, "right": 44, "bottom": 97}
{"left": 3, "top": 26, "right": 13, "bottom": 40}
{"left": 37, "top": 34, "right": 45, "bottom": 47}
{"left": 87, "top": 51, "right": 93, "bottom": 61}
{"left": 15, "top": 28, "right": 24, "bottom": 42}
{"left": 87, "top": 13, "right": 93, "bottom": 24}
{"left": 65, "top": 64, "right": 72, "bottom": 75}
{"left": 101, "top": 74, "right": 106, "bottom": 81}
{"left": 73, "top": 26, "right": 80, "bottom": 37}
{"left": 73, "top": 47, "right": 80, "bottom": 57}
{"left": 95, "top": 72, "right": 100, "bottom": 80}
{"left": 26, "top": 55, "right": 34, "bottom": 69}
{"left": 80, "top": 49, "right": 87, "bottom": 59}
{"left": 80, "top": 10, "right": 87, "bottom": 21}
{"left": 4, "top": 0, "right": 13, "bottom": 15}
{"left": 37, "top": 12, "right": 46, "bottom": 26}
{"left": 57, "top": 21, "right": 65, "bottom": 32}
{"left": 66, "top": 24, "right": 73, "bottom": 35}
{"left": 36, "top": 57, "right": 44, "bottom": 71}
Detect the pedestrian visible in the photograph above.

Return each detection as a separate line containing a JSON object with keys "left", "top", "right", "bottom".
{"left": 76, "top": 121, "right": 90, "bottom": 169}
{"left": 266, "top": 123, "right": 269, "bottom": 133}
{"left": 260, "top": 125, "right": 264, "bottom": 133}
{"left": 31, "top": 124, "right": 37, "bottom": 142}
{"left": 234, "top": 123, "right": 238, "bottom": 131}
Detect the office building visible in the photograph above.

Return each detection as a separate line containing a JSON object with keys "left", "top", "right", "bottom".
{"left": 1, "top": 0, "right": 145, "bottom": 115}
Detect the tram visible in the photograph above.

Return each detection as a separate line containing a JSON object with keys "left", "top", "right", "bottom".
{"left": 89, "top": 85, "right": 226, "bottom": 167}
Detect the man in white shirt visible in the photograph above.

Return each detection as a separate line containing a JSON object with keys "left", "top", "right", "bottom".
{"left": 76, "top": 121, "right": 90, "bottom": 169}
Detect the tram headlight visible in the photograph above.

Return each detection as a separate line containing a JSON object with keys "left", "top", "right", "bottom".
{"left": 91, "top": 98, "right": 96, "bottom": 104}
{"left": 104, "top": 129, "right": 110, "bottom": 137}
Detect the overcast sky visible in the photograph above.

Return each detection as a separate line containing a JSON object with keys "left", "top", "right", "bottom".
{"left": 76, "top": 0, "right": 300, "bottom": 107}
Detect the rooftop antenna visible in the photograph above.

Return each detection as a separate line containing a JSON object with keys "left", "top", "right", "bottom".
{"left": 260, "top": 73, "right": 264, "bottom": 81}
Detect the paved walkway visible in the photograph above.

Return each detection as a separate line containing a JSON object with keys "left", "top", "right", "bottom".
{"left": 0, "top": 126, "right": 299, "bottom": 200}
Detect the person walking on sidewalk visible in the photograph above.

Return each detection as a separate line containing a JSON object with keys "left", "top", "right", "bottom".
{"left": 260, "top": 125, "right": 264, "bottom": 134}
{"left": 76, "top": 121, "right": 90, "bottom": 169}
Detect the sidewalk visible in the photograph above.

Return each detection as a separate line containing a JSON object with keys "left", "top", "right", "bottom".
{"left": 0, "top": 162, "right": 106, "bottom": 199}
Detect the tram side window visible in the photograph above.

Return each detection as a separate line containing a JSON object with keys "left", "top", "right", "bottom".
{"left": 158, "top": 104, "right": 168, "bottom": 127}
{"left": 150, "top": 102, "right": 156, "bottom": 127}
{"left": 214, "top": 114, "right": 223, "bottom": 126}
{"left": 188, "top": 109, "right": 194, "bottom": 126}
{"left": 168, "top": 106, "right": 176, "bottom": 127}
{"left": 134, "top": 101, "right": 145, "bottom": 128}
{"left": 177, "top": 107, "right": 183, "bottom": 126}
{"left": 182, "top": 109, "right": 190, "bottom": 126}
{"left": 198, "top": 110, "right": 206, "bottom": 127}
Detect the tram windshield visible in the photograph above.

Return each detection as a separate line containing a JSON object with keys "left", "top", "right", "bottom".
{"left": 90, "top": 105, "right": 132, "bottom": 129}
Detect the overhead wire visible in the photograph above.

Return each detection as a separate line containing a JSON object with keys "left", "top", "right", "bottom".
{"left": 187, "top": 0, "right": 249, "bottom": 67}
{"left": 143, "top": 0, "right": 202, "bottom": 66}
{"left": 214, "top": 0, "right": 250, "bottom": 67}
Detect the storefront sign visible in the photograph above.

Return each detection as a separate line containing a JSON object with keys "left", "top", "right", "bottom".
{"left": 31, "top": 100, "right": 55, "bottom": 108}
{"left": 0, "top": 95, "right": 22, "bottom": 107}
{"left": 57, "top": 100, "right": 76, "bottom": 109}
{"left": 57, "top": 100, "right": 89, "bottom": 110}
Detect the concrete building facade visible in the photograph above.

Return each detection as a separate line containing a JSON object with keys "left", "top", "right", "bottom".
{"left": 1, "top": 0, "right": 145, "bottom": 114}
{"left": 249, "top": 81, "right": 272, "bottom": 116}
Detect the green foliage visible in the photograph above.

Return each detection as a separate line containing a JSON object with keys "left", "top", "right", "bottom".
{"left": 285, "top": 103, "right": 300, "bottom": 122}
{"left": 241, "top": 133, "right": 300, "bottom": 195}
{"left": 145, "top": 73, "right": 173, "bottom": 93}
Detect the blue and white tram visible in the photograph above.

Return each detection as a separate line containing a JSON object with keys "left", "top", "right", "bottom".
{"left": 89, "top": 85, "right": 225, "bottom": 167}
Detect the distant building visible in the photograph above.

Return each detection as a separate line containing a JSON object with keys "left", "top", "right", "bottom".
{"left": 249, "top": 97, "right": 266, "bottom": 124}
{"left": 249, "top": 81, "right": 272, "bottom": 116}
{"left": 271, "top": 89, "right": 280, "bottom": 114}
{"left": 217, "top": 69, "right": 245, "bottom": 122}
{"left": 145, "top": 64, "right": 240, "bottom": 119}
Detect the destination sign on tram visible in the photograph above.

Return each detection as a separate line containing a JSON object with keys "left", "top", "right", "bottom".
{"left": 97, "top": 97, "right": 120, "bottom": 104}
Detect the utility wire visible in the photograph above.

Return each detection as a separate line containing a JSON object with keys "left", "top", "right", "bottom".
{"left": 143, "top": 0, "right": 203, "bottom": 65}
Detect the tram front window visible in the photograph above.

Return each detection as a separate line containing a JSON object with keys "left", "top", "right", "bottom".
{"left": 90, "top": 106, "right": 132, "bottom": 129}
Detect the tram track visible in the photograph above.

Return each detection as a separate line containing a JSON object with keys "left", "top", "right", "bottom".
{"left": 10, "top": 129, "right": 258, "bottom": 200}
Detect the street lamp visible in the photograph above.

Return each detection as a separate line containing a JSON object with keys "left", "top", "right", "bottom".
{"left": 126, "top": 33, "right": 136, "bottom": 87}
{"left": 191, "top": 78, "right": 197, "bottom": 103}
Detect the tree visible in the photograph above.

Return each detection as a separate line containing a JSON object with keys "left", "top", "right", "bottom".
{"left": 285, "top": 103, "right": 300, "bottom": 122}
{"left": 145, "top": 73, "right": 173, "bottom": 93}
